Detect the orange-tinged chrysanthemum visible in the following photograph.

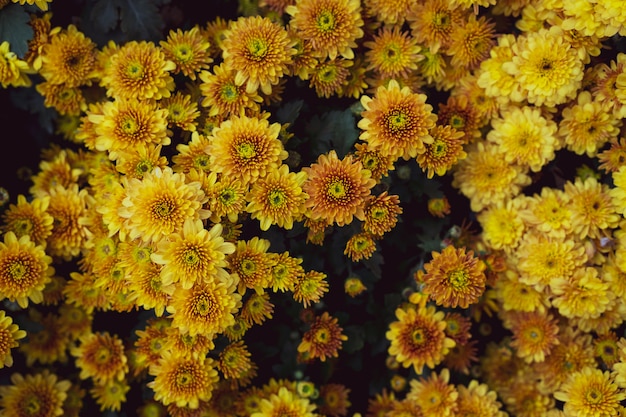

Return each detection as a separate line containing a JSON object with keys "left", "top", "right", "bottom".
{"left": 228, "top": 237, "right": 273, "bottom": 295}
{"left": 293, "top": 270, "right": 329, "bottom": 308}
{"left": 353, "top": 142, "right": 397, "bottom": 183}
{"left": 446, "top": 15, "right": 496, "bottom": 71}
{"left": 251, "top": 387, "right": 317, "bottom": 417}
{"left": 35, "top": 81, "right": 86, "bottom": 116}
{"left": 240, "top": 291, "right": 274, "bottom": 326}
{"left": 318, "top": 383, "right": 351, "bottom": 417}
{"left": 29, "top": 149, "right": 83, "bottom": 199}
{"left": 364, "top": 26, "right": 422, "bottom": 79}
{"left": 246, "top": 164, "right": 308, "bottom": 231}
{"left": 406, "top": 368, "right": 458, "bottom": 417}
{"left": 89, "top": 98, "right": 170, "bottom": 161}
{"left": 505, "top": 310, "right": 560, "bottom": 363}
{"left": 199, "top": 63, "right": 263, "bottom": 117}
{"left": 0, "top": 231, "right": 54, "bottom": 308}
{"left": 386, "top": 304, "right": 456, "bottom": 374}
{"left": 268, "top": 251, "right": 304, "bottom": 293}
{"left": 207, "top": 115, "right": 288, "bottom": 185}
{"left": 148, "top": 350, "right": 219, "bottom": 409}
{"left": 503, "top": 26, "right": 585, "bottom": 108}
{"left": 417, "top": 124, "right": 466, "bottom": 179}
{"left": 113, "top": 143, "right": 169, "bottom": 180}
{"left": 358, "top": 79, "right": 437, "bottom": 160}
{"left": 302, "top": 150, "right": 375, "bottom": 227}
{"left": 166, "top": 279, "right": 241, "bottom": 337}
{"left": 285, "top": 0, "right": 364, "bottom": 61}
{"left": 554, "top": 367, "right": 626, "bottom": 417}
{"left": 172, "top": 131, "right": 212, "bottom": 174}
{"left": 205, "top": 173, "right": 249, "bottom": 224}
{"left": 297, "top": 312, "right": 347, "bottom": 362}
{"left": 39, "top": 24, "right": 97, "bottom": 87}
{"left": 163, "top": 325, "right": 215, "bottom": 361}
{"left": 486, "top": 105, "right": 558, "bottom": 172}
{"left": 160, "top": 25, "right": 212, "bottom": 80}
{"left": 421, "top": 245, "right": 487, "bottom": 309}
{"left": 221, "top": 15, "right": 296, "bottom": 95}
{"left": 151, "top": 219, "right": 235, "bottom": 289}
{"left": 451, "top": 141, "right": 531, "bottom": 212}
{"left": 407, "top": 0, "right": 467, "bottom": 53}
{"left": 70, "top": 331, "right": 128, "bottom": 383}
{"left": 160, "top": 92, "right": 201, "bottom": 132}
{"left": 0, "top": 370, "right": 71, "bottom": 417}
{"left": 0, "top": 310, "right": 26, "bottom": 368}
{"left": 18, "top": 310, "right": 69, "bottom": 367}
{"left": 362, "top": 192, "right": 402, "bottom": 237}
{"left": 118, "top": 167, "right": 210, "bottom": 245}
{"left": 308, "top": 57, "right": 351, "bottom": 99}
{"left": 218, "top": 340, "right": 256, "bottom": 386}
{"left": 100, "top": 40, "right": 176, "bottom": 100}
{"left": 90, "top": 378, "right": 130, "bottom": 412}
{"left": 1, "top": 194, "right": 53, "bottom": 247}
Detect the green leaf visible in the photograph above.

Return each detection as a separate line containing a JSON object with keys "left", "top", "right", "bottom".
{"left": 118, "top": 0, "right": 164, "bottom": 42}
{"left": 343, "top": 325, "right": 365, "bottom": 354}
{"left": 0, "top": 4, "right": 33, "bottom": 58}
{"left": 88, "top": 0, "right": 122, "bottom": 34}
{"left": 307, "top": 108, "right": 359, "bottom": 159}
{"left": 276, "top": 99, "right": 303, "bottom": 125}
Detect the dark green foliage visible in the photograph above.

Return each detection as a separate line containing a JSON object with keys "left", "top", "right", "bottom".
{"left": 0, "top": 4, "right": 33, "bottom": 58}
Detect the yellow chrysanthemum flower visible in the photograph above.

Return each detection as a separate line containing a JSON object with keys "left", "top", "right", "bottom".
{"left": 228, "top": 237, "right": 274, "bottom": 295}
{"left": 494, "top": 269, "right": 550, "bottom": 313}
{"left": 486, "top": 105, "right": 558, "bottom": 172}
{"left": 293, "top": 270, "right": 329, "bottom": 308}
{"left": 268, "top": 251, "right": 304, "bottom": 293}
{"left": 100, "top": 40, "right": 176, "bottom": 100}
{"left": 148, "top": 350, "right": 219, "bottom": 409}
{"left": 207, "top": 114, "right": 288, "bottom": 185}
{"left": 0, "top": 231, "right": 54, "bottom": 308}
{"left": 218, "top": 340, "right": 257, "bottom": 387}
{"left": 407, "top": 0, "right": 467, "bottom": 54}
{"left": 1, "top": 194, "right": 53, "bottom": 247}
{"left": 446, "top": 15, "right": 496, "bottom": 71}
{"left": 160, "top": 92, "right": 201, "bottom": 132}
{"left": 199, "top": 63, "right": 264, "bottom": 117}
{"left": 386, "top": 304, "right": 455, "bottom": 375}
{"left": 477, "top": 197, "right": 526, "bottom": 253}
{"left": 39, "top": 25, "right": 97, "bottom": 87}
{"left": 285, "top": 0, "right": 364, "bottom": 61}
{"left": 550, "top": 266, "right": 615, "bottom": 320}
{"left": 0, "top": 41, "right": 32, "bottom": 88}
{"left": 503, "top": 26, "right": 584, "bottom": 107}
{"left": 90, "top": 379, "right": 130, "bottom": 412}
{"left": 12, "top": 0, "right": 52, "bottom": 11}
{"left": 113, "top": 143, "right": 169, "bottom": 180}
{"left": 518, "top": 187, "right": 573, "bottom": 239}
{"left": 251, "top": 386, "right": 317, "bottom": 417}
{"left": 221, "top": 15, "right": 296, "bottom": 95}
{"left": 364, "top": 26, "right": 422, "bottom": 79}
{"left": 89, "top": 98, "right": 170, "bottom": 161}
{"left": 406, "top": 368, "right": 458, "bottom": 417}
{"left": 554, "top": 367, "right": 626, "bottom": 417}
{"left": 150, "top": 219, "right": 235, "bottom": 289}
{"left": 0, "top": 310, "right": 26, "bottom": 368}
{"left": 358, "top": 79, "right": 437, "bottom": 161}
{"left": 456, "top": 380, "right": 507, "bottom": 417}
{"left": 70, "top": 331, "right": 129, "bottom": 383}
{"left": 160, "top": 25, "right": 212, "bottom": 80}
{"left": 166, "top": 278, "right": 241, "bottom": 337}
{"left": 246, "top": 164, "right": 308, "bottom": 231}
{"left": 0, "top": 371, "right": 71, "bottom": 417}
{"left": 417, "top": 124, "right": 466, "bottom": 179}
{"left": 451, "top": 142, "right": 531, "bottom": 212}
{"left": 505, "top": 310, "right": 560, "bottom": 363}
{"left": 297, "top": 311, "right": 348, "bottom": 362}
{"left": 117, "top": 167, "right": 210, "bottom": 245}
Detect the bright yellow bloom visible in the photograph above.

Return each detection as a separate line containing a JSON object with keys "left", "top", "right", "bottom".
{"left": 148, "top": 350, "right": 219, "bottom": 409}
{"left": 456, "top": 380, "right": 507, "bottom": 417}
{"left": 166, "top": 278, "right": 241, "bottom": 337}
{"left": 90, "top": 379, "right": 130, "bottom": 412}
{"left": 364, "top": 26, "right": 422, "bottom": 79}
{"left": 358, "top": 79, "right": 437, "bottom": 161}
{"left": 406, "top": 368, "right": 458, "bottom": 417}
{"left": 228, "top": 237, "right": 273, "bottom": 295}
{"left": 246, "top": 164, "right": 308, "bottom": 231}
{"left": 550, "top": 266, "right": 614, "bottom": 320}
{"left": 477, "top": 197, "right": 526, "bottom": 253}
{"left": 386, "top": 304, "right": 455, "bottom": 374}
{"left": 70, "top": 331, "right": 128, "bottom": 383}
{"left": 0, "top": 41, "right": 32, "bottom": 88}
{"left": 565, "top": 176, "right": 620, "bottom": 240}
{"left": 160, "top": 25, "right": 212, "bottom": 80}
{"left": 293, "top": 270, "right": 329, "bottom": 308}
{"left": 207, "top": 114, "right": 288, "bottom": 185}
{"left": 251, "top": 387, "right": 317, "bottom": 417}
{"left": 285, "top": 0, "right": 364, "bottom": 61}
{"left": 1, "top": 194, "right": 53, "bottom": 247}
{"left": 554, "top": 367, "right": 626, "bottom": 417}
{"left": 160, "top": 92, "right": 201, "bottom": 132}
{"left": 222, "top": 15, "right": 296, "bottom": 95}
{"left": 100, "top": 40, "right": 176, "bottom": 100}
{"left": 0, "top": 231, "right": 54, "bottom": 308}
{"left": 118, "top": 167, "right": 209, "bottom": 245}
{"left": 39, "top": 25, "right": 97, "bottom": 87}
{"left": 0, "top": 310, "right": 26, "bottom": 368}
{"left": 199, "top": 63, "right": 263, "bottom": 117}
{"left": 151, "top": 219, "right": 235, "bottom": 289}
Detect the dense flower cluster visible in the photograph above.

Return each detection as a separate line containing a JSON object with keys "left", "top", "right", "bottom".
{"left": 0, "top": 0, "right": 626, "bottom": 415}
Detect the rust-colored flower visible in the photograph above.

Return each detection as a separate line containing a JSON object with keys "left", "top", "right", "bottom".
{"left": 297, "top": 312, "right": 347, "bottom": 362}
{"left": 70, "top": 331, "right": 128, "bottom": 383}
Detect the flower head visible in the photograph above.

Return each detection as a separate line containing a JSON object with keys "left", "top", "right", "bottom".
{"left": 358, "top": 80, "right": 437, "bottom": 160}
{"left": 100, "top": 40, "right": 176, "bottom": 100}
{"left": 554, "top": 367, "right": 626, "bottom": 417}
{"left": 386, "top": 304, "right": 455, "bottom": 374}
{"left": 505, "top": 310, "right": 560, "bottom": 363}
{"left": 285, "top": 0, "right": 364, "bottom": 61}
{"left": 406, "top": 368, "right": 458, "bottom": 417}
{"left": 251, "top": 387, "right": 317, "bottom": 417}
{"left": 364, "top": 26, "right": 422, "bottom": 79}
{"left": 0, "top": 310, "right": 26, "bottom": 368}
{"left": 207, "top": 115, "right": 288, "bottom": 185}
{"left": 422, "top": 245, "right": 487, "bottom": 309}
{"left": 39, "top": 25, "right": 97, "bottom": 87}
{"left": 222, "top": 15, "right": 296, "bottom": 95}
{"left": 199, "top": 63, "right": 263, "bottom": 117}
{"left": 1, "top": 194, "right": 53, "bottom": 247}
{"left": 0, "top": 41, "right": 32, "bottom": 88}
{"left": 344, "top": 232, "right": 377, "bottom": 262}
{"left": 362, "top": 192, "right": 402, "bottom": 237}
{"left": 293, "top": 270, "right": 329, "bottom": 308}
{"left": 446, "top": 15, "right": 496, "bottom": 70}
{"left": 148, "top": 350, "right": 219, "bottom": 409}
{"left": 302, "top": 150, "right": 375, "bottom": 226}
{"left": 297, "top": 312, "right": 347, "bottom": 362}
{"left": 228, "top": 237, "right": 273, "bottom": 295}
{"left": 0, "top": 232, "right": 54, "bottom": 308}
{"left": 160, "top": 92, "right": 201, "bottom": 132}
{"left": 417, "top": 124, "right": 466, "bottom": 178}
{"left": 160, "top": 26, "right": 212, "bottom": 80}
{"left": 0, "top": 371, "right": 71, "bottom": 417}
{"left": 407, "top": 0, "right": 467, "bottom": 53}
{"left": 218, "top": 340, "right": 257, "bottom": 388}
{"left": 70, "top": 331, "right": 128, "bottom": 383}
